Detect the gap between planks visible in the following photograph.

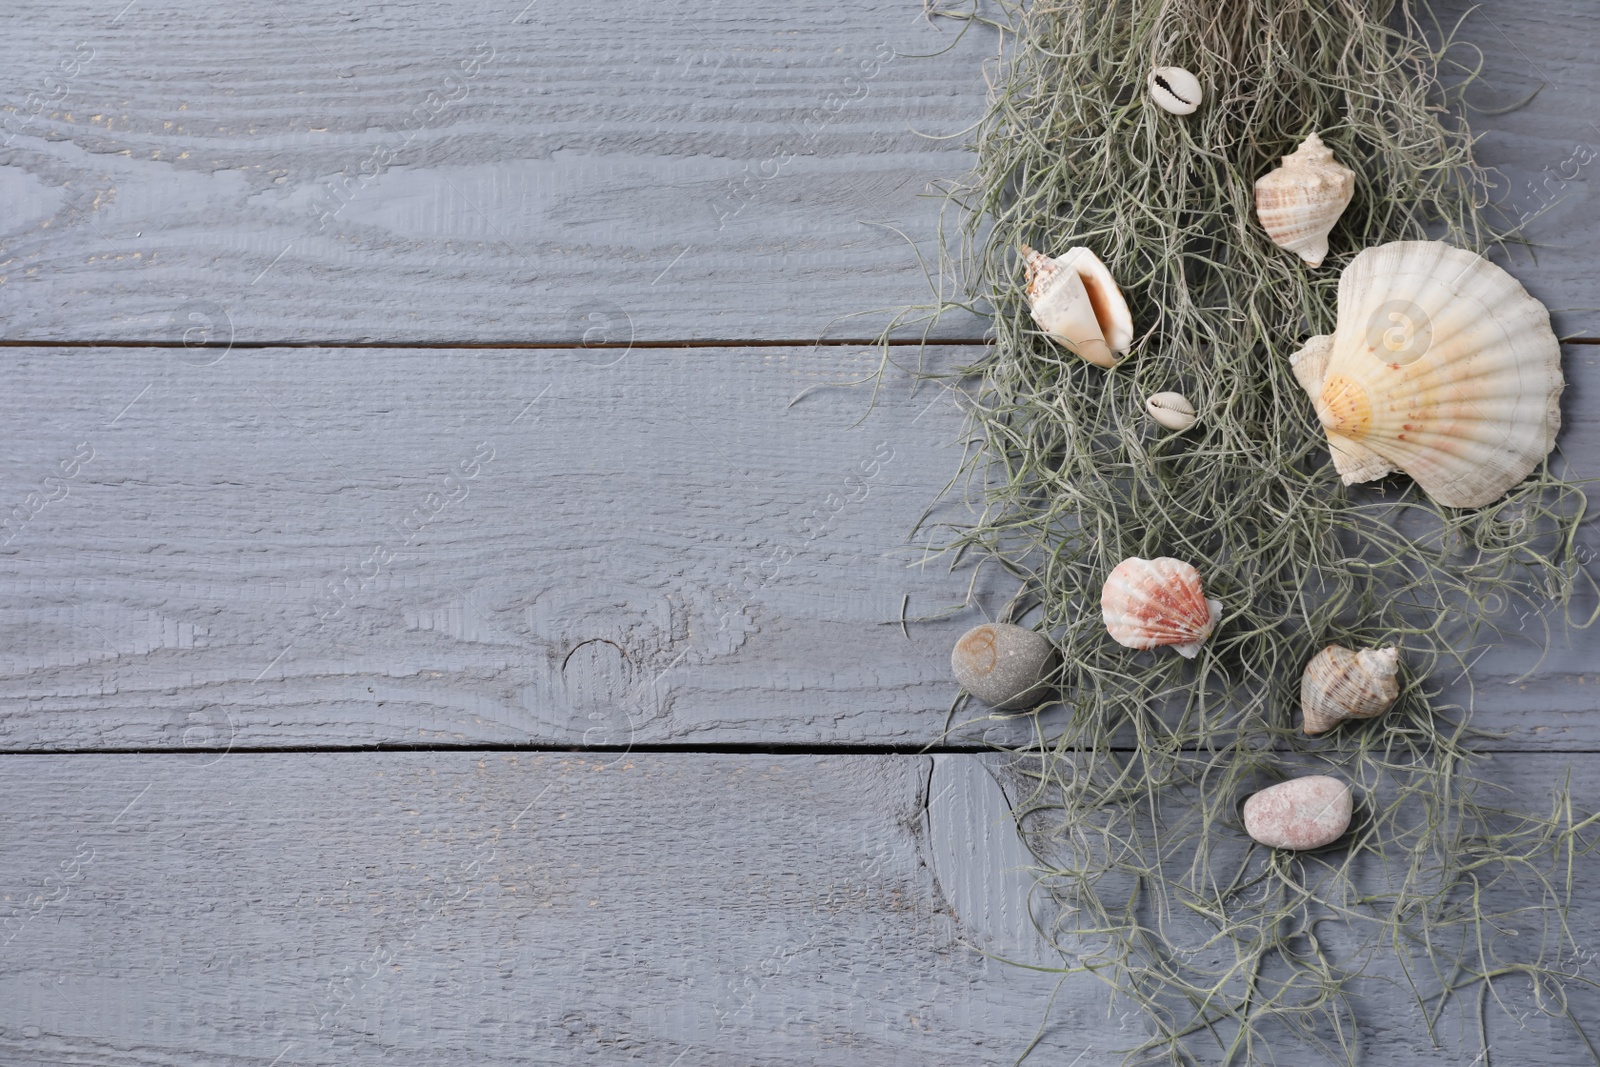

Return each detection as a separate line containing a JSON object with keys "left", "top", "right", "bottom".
{"left": 2, "top": 338, "right": 1599, "bottom": 350}
{"left": 0, "top": 338, "right": 991, "bottom": 350}
{"left": 2, "top": 742, "right": 1593, "bottom": 756}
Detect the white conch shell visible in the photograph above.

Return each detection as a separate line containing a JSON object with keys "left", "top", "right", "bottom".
{"left": 1289, "top": 241, "right": 1562, "bottom": 508}
{"left": 1254, "top": 132, "right": 1355, "bottom": 268}
{"left": 1101, "top": 556, "right": 1223, "bottom": 659}
{"left": 1148, "top": 67, "right": 1202, "bottom": 115}
{"left": 1146, "top": 391, "right": 1197, "bottom": 431}
{"left": 1300, "top": 644, "right": 1400, "bottom": 736}
{"left": 1021, "top": 245, "right": 1134, "bottom": 368}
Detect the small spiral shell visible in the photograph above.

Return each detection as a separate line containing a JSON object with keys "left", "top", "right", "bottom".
{"left": 1021, "top": 245, "right": 1134, "bottom": 368}
{"left": 1253, "top": 132, "right": 1355, "bottom": 268}
{"left": 1300, "top": 644, "right": 1400, "bottom": 735}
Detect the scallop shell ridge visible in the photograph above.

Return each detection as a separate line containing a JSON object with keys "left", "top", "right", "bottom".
{"left": 1101, "top": 556, "right": 1222, "bottom": 659}
{"left": 1289, "top": 240, "right": 1562, "bottom": 508}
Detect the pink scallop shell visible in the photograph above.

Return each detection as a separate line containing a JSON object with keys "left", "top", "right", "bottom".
{"left": 1100, "top": 556, "right": 1222, "bottom": 658}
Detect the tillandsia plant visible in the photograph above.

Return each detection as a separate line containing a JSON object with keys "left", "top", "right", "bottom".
{"left": 902, "top": 0, "right": 1600, "bottom": 1062}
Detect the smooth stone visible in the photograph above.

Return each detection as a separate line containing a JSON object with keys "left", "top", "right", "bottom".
{"left": 1242, "top": 775, "right": 1352, "bottom": 850}
{"left": 950, "top": 623, "right": 1057, "bottom": 710}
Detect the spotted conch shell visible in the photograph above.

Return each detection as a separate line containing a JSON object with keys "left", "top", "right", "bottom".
{"left": 1300, "top": 644, "right": 1400, "bottom": 736}
{"left": 1021, "top": 245, "right": 1134, "bottom": 368}
{"left": 1290, "top": 241, "right": 1562, "bottom": 508}
{"left": 1101, "top": 556, "right": 1222, "bottom": 658}
{"left": 1254, "top": 132, "right": 1355, "bottom": 268}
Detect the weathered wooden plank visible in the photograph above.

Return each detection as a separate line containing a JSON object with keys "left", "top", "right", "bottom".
{"left": 1461, "top": 0, "right": 1600, "bottom": 340}
{"left": 0, "top": 751, "right": 1596, "bottom": 1065}
{"left": 0, "top": 343, "right": 1594, "bottom": 751}
{"left": 0, "top": 0, "right": 993, "bottom": 343}
{"left": 0, "top": 344, "right": 998, "bottom": 750}
{"left": 0, "top": 753, "right": 1094, "bottom": 1066}
{"left": 0, "top": 0, "right": 1595, "bottom": 344}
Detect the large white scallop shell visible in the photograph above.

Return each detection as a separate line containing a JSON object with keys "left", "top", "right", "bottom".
{"left": 1022, "top": 245, "right": 1134, "bottom": 368}
{"left": 1101, "top": 556, "right": 1223, "bottom": 658}
{"left": 1300, "top": 644, "right": 1400, "bottom": 736}
{"left": 1289, "top": 241, "right": 1563, "bottom": 508}
{"left": 1254, "top": 132, "right": 1355, "bottom": 268}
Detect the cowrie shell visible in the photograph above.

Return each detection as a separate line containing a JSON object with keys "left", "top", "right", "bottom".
{"left": 1146, "top": 392, "right": 1197, "bottom": 431}
{"left": 1149, "top": 66, "right": 1202, "bottom": 115}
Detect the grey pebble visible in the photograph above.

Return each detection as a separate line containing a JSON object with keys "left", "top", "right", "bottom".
{"left": 950, "top": 623, "right": 1057, "bottom": 710}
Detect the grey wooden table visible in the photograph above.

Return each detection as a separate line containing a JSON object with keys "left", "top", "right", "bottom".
{"left": 0, "top": 2, "right": 1596, "bottom": 1064}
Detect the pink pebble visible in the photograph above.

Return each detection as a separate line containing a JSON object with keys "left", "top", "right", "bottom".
{"left": 1242, "top": 775, "right": 1352, "bottom": 850}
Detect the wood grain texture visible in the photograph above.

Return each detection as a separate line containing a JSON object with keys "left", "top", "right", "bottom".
{"left": 0, "top": 0, "right": 1595, "bottom": 343}
{"left": 0, "top": 344, "right": 1003, "bottom": 750}
{"left": 0, "top": 0, "right": 993, "bottom": 343}
{"left": 0, "top": 6, "right": 1594, "bottom": 1067}
{"left": 0, "top": 753, "right": 1094, "bottom": 1066}
{"left": 1463, "top": 0, "right": 1600, "bottom": 340}
{"left": 1, "top": 751, "right": 1597, "bottom": 1066}
{"left": 0, "top": 343, "right": 1594, "bottom": 751}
